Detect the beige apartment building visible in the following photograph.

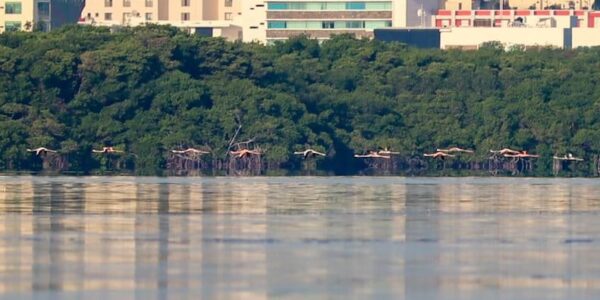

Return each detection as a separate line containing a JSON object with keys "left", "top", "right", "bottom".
{"left": 80, "top": 0, "right": 238, "bottom": 25}
{"left": 80, "top": 0, "right": 253, "bottom": 41}
{"left": 0, "top": 0, "right": 51, "bottom": 33}
{"left": 79, "top": 0, "right": 444, "bottom": 43}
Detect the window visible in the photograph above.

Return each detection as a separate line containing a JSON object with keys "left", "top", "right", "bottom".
{"left": 123, "top": 12, "right": 131, "bottom": 22}
{"left": 181, "top": 13, "right": 190, "bottom": 21}
{"left": 224, "top": 12, "right": 232, "bottom": 20}
{"left": 37, "top": 2, "right": 50, "bottom": 18}
{"left": 267, "top": 21, "right": 286, "bottom": 29}
{"left": 105, "top": 0, "right": 113, "bottom": 7}
{"left": 268, "top": 3, "right": 288, "bottom": 10}
{"left": 37, "top": 21, "right": 50, "bottom": 32}
{"left": 474, "top": 19, "right": 491, "bottom": 27}
{"left": 145, "top": 0, "right": 153, "bottom": 7}
{"left": 346, "top": 21, "right": 363, "bottom": 28}
{"left": 5, "top": 2, "right": 22, "bottom": 14}
{"left": 365, "top": 2, "right": 391, "bottom": 10}
{"left": 145, "top": 13, "right": 153, "bottom": 20}
{"left": 346, "top": 2, "right": 366, "bottom": 10}
{"left": 225, "top": 0, "right": 233, "bottom": 7}
{"left": 323, "top": 3, "right": 344, "bottom": 10}
{"left": 289, "top": 3, "right": 307, "bottom": 9}
{"left": 322, "top": 21, "right": 334, "bottom": 28}
{"left": 267, "top": 1, "right": 391, "bottom": 11}
{"left": 5, "top": 21, "right": 21, "bottom": 32}
{"left": 182, "top": 0, "right": 190, "bottom": 6}
{"left": 365, "top": 20, "right": 391, "bottom": 29}
{"left": 123, "top": 0, "right": 131, "bottom": 7}
{"left": 105, "top": 13, "right": 112, "bottom": 20}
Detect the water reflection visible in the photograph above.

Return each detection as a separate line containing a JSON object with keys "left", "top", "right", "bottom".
{"left": 0, "top": 177, "right": 599, "bottom": 299}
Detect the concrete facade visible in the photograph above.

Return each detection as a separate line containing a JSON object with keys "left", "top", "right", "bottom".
{"left": 435, "top": 9, "right": 600, "bottom": 48}
{"left": 508, "top": 0, "right": 594, "bottom": 9}
{"left": 441, "top": 27, "right": 567, "bottom": 48}
{"left": 571, "top": 27, "right": 600, "bottom": 47}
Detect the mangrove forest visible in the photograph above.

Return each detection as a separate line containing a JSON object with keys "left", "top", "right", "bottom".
{"left": 1, "top": 25, "right": 600, "bottom": 176}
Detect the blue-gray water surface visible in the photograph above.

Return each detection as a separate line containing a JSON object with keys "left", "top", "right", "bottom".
{"left": 1, "top": 176, "right": 600, "bottom": 299}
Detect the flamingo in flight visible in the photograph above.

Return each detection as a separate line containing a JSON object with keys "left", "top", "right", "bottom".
{"left": 230, "top": 149, "right": 262, "bottom": 158}
{"left": 294, "top": 149, "right": 326, "bottom": 159}
{"left": 503, "top": 151, "right": 540, "bottom": 159}
{"left": 26, "top": 147, "right": 57, "bottom": 156}
{"left": 377, "top": 148, "right": 400, "bottom": 155}
{"left": 92, "top": 147, "right": 124, "bottom": 154}
{"left": 171, "top": 148, "right": 210, "bottom": 155}
{"left": 490, "top": 148, "right": 521, "bottom": 156}
{"left": 437, "top": 147, "right": 474, "bottom": 154}
{"left": 553, "top": 153, "right": 583, "bottom": 161}
{"left": 354, "top": 151, "right": 391, "bottom": 159}
{"left": 424, "top": 151, "right": 455, "bottom": 159}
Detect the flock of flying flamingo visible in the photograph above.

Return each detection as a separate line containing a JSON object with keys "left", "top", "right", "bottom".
{"left": 24, "top": 146, "right": 583, "bottom": 162}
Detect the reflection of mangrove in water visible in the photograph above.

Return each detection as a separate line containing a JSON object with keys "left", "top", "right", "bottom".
{"left": 1, "top": 178, "right": 600, "bottom": 297}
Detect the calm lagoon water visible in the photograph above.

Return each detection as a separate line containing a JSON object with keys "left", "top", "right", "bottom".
{"left": 1, "top": 176, "right": 600, "bottom": 299}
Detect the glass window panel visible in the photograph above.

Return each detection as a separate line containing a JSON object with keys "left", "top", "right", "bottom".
{"left": 324, "top": 2, "right": 345, "bottom": 10}
{"left": 346, "top": 21, "right": 364, "bottom": 28}
{"left": 267, "top": 3, "right": 288, "bottom": 10}
{"left": 268, "top": 21, "right": 287, "bottom": 29}
{"left": 265, "top": 2, "right": 391, "bottom": 11}
{"left": 346, "top": 2, "right": 366, "bottom": 10}
{"left": 365, "top": 21, "right": 391, "bottom": 29}
{"left": 305, "top": 3, "right": 323, "bottom": 10}
{"left": 5, "top": 2, "right": 22, "bottom": 14}
{"left": 288, "top": 3, "right": 306, "bottom": 9}
{"left": 322, "top": 21, "right": 334, "bottom": 28}
{"left": 365, "top": 2, "right": 391, "bottom": 10}
{"left": 37, "top": 2, "right": 50, "bottom": 18}
{"left": 5, "top": 21, "right": 21, "bottom": 31}
{"left": 287, "top": 21, "right": 307, "bottom": 29}
{"left": 306, "top": 21, "right": 322, "bottom": 29}
{"left": 334, "top": 21, "right": 347, "bottom": 28}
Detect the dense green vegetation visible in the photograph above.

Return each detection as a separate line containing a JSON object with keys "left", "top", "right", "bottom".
{"left": 1, "top": 25, "right": 600, "bottom": 175}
